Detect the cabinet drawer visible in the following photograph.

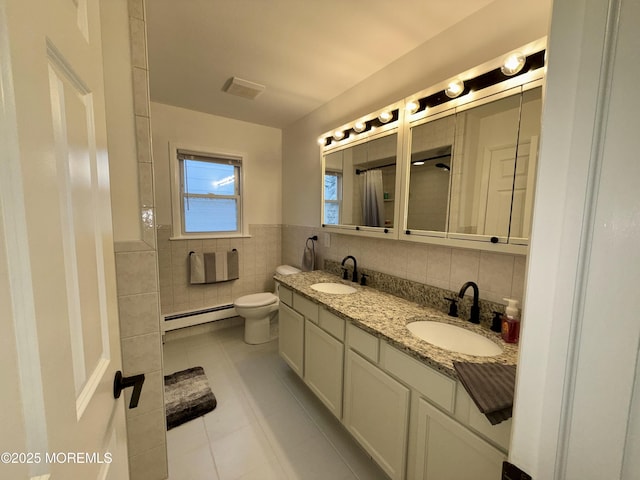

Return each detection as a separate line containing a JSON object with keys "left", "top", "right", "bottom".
{"left": 278, "top": 284, "right": 293, "bottom": 306}
{"left": 381, "top": 342, "right": 456, "bottom": 414}
{"left": 347, "top": 324, "right": 379, "bottom": 363}
{"left": 319, "top": 308, "right": 345, "bottom": 341}
{"left": 293, "top": 293, "right": 319, "bottom": 323}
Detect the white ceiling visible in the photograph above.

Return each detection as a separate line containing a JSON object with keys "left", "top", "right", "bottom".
{"left": 145, "top": 0, "right": 496, "bottom": 129}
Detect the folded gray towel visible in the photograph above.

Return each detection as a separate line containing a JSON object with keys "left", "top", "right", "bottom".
{"left": 189, "top": 250, "right": 239, "bottom": 284}
{"left": 453, "top": 361, "right": 517, "bottom": 425}
{"left": 190, "top": 252, "right": 205, "bottom": 284}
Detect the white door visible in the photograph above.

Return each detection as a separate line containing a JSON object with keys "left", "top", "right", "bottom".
{"left": 480, "top": 144, "right": 517, "bottom": 237}
{"left": 0, "top": 0, "right": 129, "bottom": 479}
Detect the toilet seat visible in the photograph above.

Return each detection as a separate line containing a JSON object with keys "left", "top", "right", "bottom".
{"left": 234, "top": 292, "right": 278, "bottom": 308}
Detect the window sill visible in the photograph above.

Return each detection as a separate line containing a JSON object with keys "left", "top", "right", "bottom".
{"left": 169, "top": 233, "right": 252, "bottom": 241}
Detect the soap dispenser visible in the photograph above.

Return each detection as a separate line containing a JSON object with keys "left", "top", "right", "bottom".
{"left": 501, "top": 298, "right": 521, "bottom": 344}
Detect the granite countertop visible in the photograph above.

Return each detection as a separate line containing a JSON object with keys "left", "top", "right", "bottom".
{"left": 275, "top": 270, "right": 518, "bottom": 379}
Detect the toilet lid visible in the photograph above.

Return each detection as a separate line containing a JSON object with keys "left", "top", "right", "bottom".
{"left": 234, "top": 292, "right": 278, "bottom": 308}
{"left": 276, "top": 265, "right": 301, "bottom": 275}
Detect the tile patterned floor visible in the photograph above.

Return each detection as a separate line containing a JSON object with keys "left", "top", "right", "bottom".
{"left": 163, "top": 324, "right": 390, "bottom": 480}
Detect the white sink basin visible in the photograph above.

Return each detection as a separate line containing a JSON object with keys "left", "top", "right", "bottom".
{"left": 407, "top": 321, "right": 502, "bottom": 357}
{"left": 310, "top": 282, "right": 357, "bottom": 295}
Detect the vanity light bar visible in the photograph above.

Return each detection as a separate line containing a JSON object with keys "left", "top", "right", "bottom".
{"left": 321, "top": 109, "right": 400, "bottom": 147}
{"left": 409, "top": 50, "right": 546, "bottom": 116}
{"left": 320, "top": 49, "right": 544, "bottom": 148}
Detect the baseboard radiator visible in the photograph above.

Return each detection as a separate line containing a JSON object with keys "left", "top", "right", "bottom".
{"left": 162, "top": 303, "right": 238, "bottom": 332}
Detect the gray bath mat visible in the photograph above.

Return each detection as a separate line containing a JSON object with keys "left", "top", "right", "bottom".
{"left": 164, "top": 366, "right": 217, "bottom": 430}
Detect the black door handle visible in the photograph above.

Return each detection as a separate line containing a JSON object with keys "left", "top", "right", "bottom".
{"left": 113, "top": 371, "right": 145, "bottom": 409}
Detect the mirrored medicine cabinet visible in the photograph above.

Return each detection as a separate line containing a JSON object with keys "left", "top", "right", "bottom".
{"left": 320, "top": 42, "right": 545, "bottom": 254}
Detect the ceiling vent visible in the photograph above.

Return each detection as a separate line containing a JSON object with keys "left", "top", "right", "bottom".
{"left": 223, "top": 77, "right": 266, "bottom": 100}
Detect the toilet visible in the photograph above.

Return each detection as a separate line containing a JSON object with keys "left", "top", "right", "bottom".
{"left": 234, "top": 265, "right": 301, "bottom": 344}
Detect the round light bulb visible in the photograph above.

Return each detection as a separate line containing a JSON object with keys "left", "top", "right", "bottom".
{"left": 405, "top": 101, "right": 419, "bottom": 115}
{"left": 333, "top": 130, "right": 345, "bottom": 141}
{"left": 445, "top": 79, "right": 464, "bottom": 99}
{"left": 317, "top": 137, "right": 326, "bottom": 146}
{"left": 501, "top": 52, "right": 525, "bottom": 76}
{"left": 378, "top": 111, "right": 393, "bottom": 123}
{"left": 353, "top": 121, "right": 366, "bottom": 133}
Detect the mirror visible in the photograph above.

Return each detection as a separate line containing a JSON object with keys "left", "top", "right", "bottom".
{"left": 509, "top": 86, "right": 542, "bottom": 241}
{"left": 448, "top": 92, "right": 523, "bottom": 240}
{"left": 323, "top": 132, "right": 398, "bottom": 229}
{"left": 406, "top": 114, "right": 456, "bottom": 232}
{"left": 404, "top": 85, "right": 542, "bottom": 246}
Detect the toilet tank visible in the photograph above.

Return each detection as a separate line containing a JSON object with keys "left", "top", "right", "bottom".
{"left": 274, "top": 265, "right": 301, "bottom": 295}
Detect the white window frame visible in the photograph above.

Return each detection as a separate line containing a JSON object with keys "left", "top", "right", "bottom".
{"left": 324, "top": 170, "right": 342, "bottom": 225}
{"left": 169, "top": 143, "right": 247, "bottom": 239}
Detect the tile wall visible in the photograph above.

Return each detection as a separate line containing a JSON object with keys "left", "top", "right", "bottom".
{"left": 157, "top": 224, "right": 282, "bottom": 315}
{"left": 112, "top": 1, "right": 167, "bottom": 478}
{"left": 282, "top": 224, "right": 527, "bottom": 306}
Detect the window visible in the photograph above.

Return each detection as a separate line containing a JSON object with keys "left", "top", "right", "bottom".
{"left": 175, "top": 149, "right": 242, "bottom": 236}
{"left": 324, "top": 171, "right": 342, "bottom": 225}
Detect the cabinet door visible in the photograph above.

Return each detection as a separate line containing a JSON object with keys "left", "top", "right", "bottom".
{"left": 278, "top": 303, "right": 304, "bottom": 377}
{"left": 304, "top": 320, "right": 344, "bottom": 418}
{"left": 414, "top": 398, "right": 505, "bottom": 480}
{"left": 344, "top": 350, "right": 409, "bottom": 480}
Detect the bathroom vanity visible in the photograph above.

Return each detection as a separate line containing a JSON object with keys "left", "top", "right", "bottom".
{"left": 276, "top": 270, "right": 516, "bottom": 480}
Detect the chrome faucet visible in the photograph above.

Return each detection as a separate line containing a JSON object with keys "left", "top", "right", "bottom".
{"left": 341, "top": 255, "right": 358, "bottom": 283}
{"left": 458, "top": 281, "right": 480, "bottom": 324}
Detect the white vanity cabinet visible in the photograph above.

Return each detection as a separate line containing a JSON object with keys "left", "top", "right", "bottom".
{"left": 278, "top": 302, "right": 304, "bottom": 377}
{"left": 278, "top": 284, "right": 510, "bottom": 480}
{"left": 278, "top": 287, "right": 346, "bottom": 418}
{"left": 304, "top": 309, "right": 345, "bottom": 418}
{"left": 380, "top": 342, "right": 507, "bottom": 480}
{"left": 278, "top": 287, "right": 308, "bottom": 377}
{"left": 344, "top": 347, "right": 410, "bottom": 480}
{"left": 413, "top": 399, "right": 505, "bottom": 480}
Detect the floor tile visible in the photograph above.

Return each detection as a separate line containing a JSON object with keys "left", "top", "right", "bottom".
{"left": 163, "top": 324, "right": 389, "bottom": 480}
{"left": 167, "top": 442, "right": 219, "bottom": 480}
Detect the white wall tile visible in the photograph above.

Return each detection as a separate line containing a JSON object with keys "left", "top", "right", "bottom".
{"left": 126, "top": 407, "right": 167, "bottom": 457}
{"left": 479, "top": 251, "right": 515, "bottom": 302}
{"left": 119, "top": 292, "right": 160, "bottom": 338}
{"left": 115, "top": 251, "right": 158, "bottom": 296}
{"left": 426, "top": 244, "right": 452, "bottom": 288}
{"left": 129, "top": 17, "right": 147, "bottom": 69}
{"left": 450, "top": 248, "right": 480, "bottom": 289}
{"left": 129, "top": 443, "right": 168, "bottom": 480}
{"left": 122, "top": 332, "right": 163, "bottom": 375}
{"left": 135, "top": 115, "right": 152, "bottom": 164}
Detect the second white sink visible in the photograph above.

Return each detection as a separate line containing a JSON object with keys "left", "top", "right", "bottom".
{"left": 310, "top": 282, "right": 357, "bottom": 295}
{"left": 407, "top": 321, "right": 503, "bottom": 357}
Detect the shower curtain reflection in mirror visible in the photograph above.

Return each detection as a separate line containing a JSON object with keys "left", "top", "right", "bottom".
{"left": 361, "top": 169, "right": 385, "bottom": 227}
